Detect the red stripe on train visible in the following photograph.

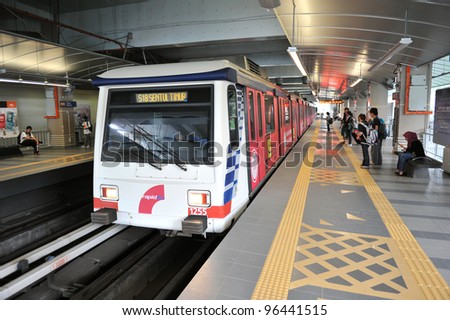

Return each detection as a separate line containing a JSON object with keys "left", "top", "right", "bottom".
{"left": 94, "top": 197, "right": 119, "bottom": 210}
{"left": 205, "top": 201, "right": 232, "bottom": 218}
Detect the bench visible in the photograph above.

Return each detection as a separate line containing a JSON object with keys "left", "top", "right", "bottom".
{"left": 405, "top": 156, "right": 442, "bottom": 178}
{"left": 0, "top": 145, "right": 23, "bottom": 158}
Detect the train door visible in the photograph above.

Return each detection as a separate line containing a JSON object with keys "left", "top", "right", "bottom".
{"left": 298, "top": 100, "right": 303, "bottom": 136}
{"left": 264, "top": 92, "right": 278, "bottom": 169}
{"left": 288, "top": 100, "right": 294, "bottom": 143}
{"left": 278, "top": 97, "right": 285, "bottom": 156}
{"left": 305, "top": 102, "right": 310, "bottom": 127}
{"left": 291, "top": 100, "right": 298, "bottom": 141}
{"left": 282, "top": 98, "right": 293, "bottom": 150}
{"left": 246, "top": 88, "right": 265, "bottom": 191}
{"left": 257, "top": 92, "right": 268, "bottom": 178}
{"left": 302, "top": 101, "right": 307, "bottom": 134}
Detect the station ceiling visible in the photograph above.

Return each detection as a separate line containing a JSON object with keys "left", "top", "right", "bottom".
{"left": 0, "top": 0, "right": 449, "bottom": 101}
{"left": 0, "top": 31, "right": 137, "bottom": 87}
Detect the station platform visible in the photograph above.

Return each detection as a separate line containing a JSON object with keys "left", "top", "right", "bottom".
{"left": 0, "top": 147, "right": 93, "bottom": 182}
{"left": 179, "top": 120, "right": 450, "bottom": 300}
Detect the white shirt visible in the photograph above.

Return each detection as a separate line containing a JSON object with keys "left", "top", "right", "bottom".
{"left": 20, "top": 132, "right": 34, "bottom": 144}
{"left": 82, "top": 121, "right": 91, "bottom": 135}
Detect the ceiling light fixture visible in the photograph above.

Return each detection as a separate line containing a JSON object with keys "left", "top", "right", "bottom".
{"left": 368, "top": 37, "right": 412, "bottom": 72}
{"left": 0, "top": 78, "right": 70, "bottom": 88}
{"left": 349, "top": 78, "right": 363, "bottom": 87}
{"left": 350, "top": 60, "right": 365, "bottom": 88}
{"left": 287, "top": 47, "right": 308, "bottom": 76}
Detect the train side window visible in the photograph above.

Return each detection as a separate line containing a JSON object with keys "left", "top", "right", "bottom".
{"left": 257, "top": 93, "right": 263, "bottom": 137}
{"left": 228, "top": 86, "right": 239, "bottom": 149}
{"left": 265, "top": 94, "right": 274, "bottom": 133}
{"left": 248, "top": 91, "right": 255, "bottom": 140}
{"left": 285, "top": 101, "right": 290, "bottom": 124}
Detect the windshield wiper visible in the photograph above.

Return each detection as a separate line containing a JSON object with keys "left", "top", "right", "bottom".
{"left": 128, "top": 144, "right": 163, "bottom": 170}
{"left": 135, "top": 126, "right": 187, "bottom": 171}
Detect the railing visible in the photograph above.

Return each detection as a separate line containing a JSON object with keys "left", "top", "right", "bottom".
{"left": 422, "top": 130, "right": 444, "bottom": 162}
{"left": 0, "top": 130, "right": 51, "bottom": 148}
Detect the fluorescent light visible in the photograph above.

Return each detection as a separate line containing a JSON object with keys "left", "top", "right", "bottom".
{"left": 368, "top": 37, "right": 413, "bottom": 72}
{"left": 349, "top": 78, "right": 363, "bottom": 87}
{"left": 0, "top": 78, "right": 70, "bottom": 87}
{"left": 287, "top": 47, "right": 308, "bottom": 76}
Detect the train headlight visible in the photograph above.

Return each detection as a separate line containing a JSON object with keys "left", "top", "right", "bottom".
{"left": 100, "top": 185, "right": 119, "bottom": 201}
{"left": 188, "top": 190, "right": 211, "bottom": 207}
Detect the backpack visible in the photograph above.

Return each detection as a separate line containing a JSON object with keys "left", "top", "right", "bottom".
{"left": 378, "top": 118, "right": 387, "bottom": 140}
{"left": 360, "top": 123, "right": 378, "bottom": 145}
{"left": 17, "top": 132, "right": 22, "bottom": 144}
{"left": 327, "top": 117, "right": 333, "bottom": 124}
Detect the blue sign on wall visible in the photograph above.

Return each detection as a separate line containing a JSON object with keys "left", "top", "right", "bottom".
{"left": 60, "top": 101, "right": 77, "bottom": 107}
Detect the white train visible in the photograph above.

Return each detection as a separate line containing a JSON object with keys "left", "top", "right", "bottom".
{"left": 91, "top": 60, "right": 316, "bottom": 236}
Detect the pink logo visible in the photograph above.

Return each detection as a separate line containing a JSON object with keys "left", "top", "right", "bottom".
{"left": 138, "top": 185, "right": 165, "bottom": 214}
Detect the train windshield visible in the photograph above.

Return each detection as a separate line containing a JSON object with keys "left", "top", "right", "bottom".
{"left": 102, "top": 85, "right": 214, "bottom": 165}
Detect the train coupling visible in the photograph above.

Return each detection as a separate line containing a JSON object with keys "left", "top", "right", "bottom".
{"left": 182, "top": 215, "right": 207, "bottom": 235}
{"left": 91, "top": 208, "right": 117, "bottom": 225}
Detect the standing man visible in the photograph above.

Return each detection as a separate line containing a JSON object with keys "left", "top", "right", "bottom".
{"left": 81, "top": 116, "right": 92, "bottom": 148}
{"left": 326, "top": 112, "right": 332, "bottom": 132}
{"left": 342, "top": 107, "right": 354, "bottom": 146}
{"left": 369, "top": 107, "right": 382, "bottom": 165}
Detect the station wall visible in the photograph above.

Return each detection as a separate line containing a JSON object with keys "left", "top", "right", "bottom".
{"left": 343, "top": 83, "right": 389, "bottom": 120}
{"left": 0, "top": 83, "right": 98, "bottom": 131}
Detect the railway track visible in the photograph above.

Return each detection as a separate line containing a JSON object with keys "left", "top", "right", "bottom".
{"left": 1, "top": 222, "right": 223, "bottom": 300}
{"left": 1, "top": 162, "right": 224, "bottom": 300}
{"left": 0, "top": 162, "right": 94, "bottom": 264}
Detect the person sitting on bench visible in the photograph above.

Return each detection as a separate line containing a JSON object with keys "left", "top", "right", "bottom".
{"left": 395, "top": 131, "right": 425, "bottom": 176}
{"left": 19, "top": 126, "right": 40, "bottom": 155}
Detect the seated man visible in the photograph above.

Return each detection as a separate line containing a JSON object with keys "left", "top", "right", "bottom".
{"left": 19, "top": 125, "right": 40, "bottom": 155}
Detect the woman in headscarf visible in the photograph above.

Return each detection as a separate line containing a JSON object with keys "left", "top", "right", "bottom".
{"left": 395, "top": 131, "right": 425, "bottom": 176}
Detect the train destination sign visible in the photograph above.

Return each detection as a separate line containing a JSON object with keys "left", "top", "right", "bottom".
{"left": 135, "top": 91, "right": 188, "bottom": 103}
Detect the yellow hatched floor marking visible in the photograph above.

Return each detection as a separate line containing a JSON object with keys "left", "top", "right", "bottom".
{"left": 344, "top": 144, "right": 450, "bottom": 299}
{"left": 310, "top": 168, "right": 360, "bottom": 186}
{"left": 291, "top": 224, "right": 424, "bottom": 299}
{"left": 251, "top": 126, "right": 320, "bottom": 300}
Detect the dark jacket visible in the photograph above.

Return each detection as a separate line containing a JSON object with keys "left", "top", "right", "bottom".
{"left": 343, "top": 114, "right": 354, "bottom": 129}
{"left": 406, "top": 140, "right": 425, "bottom": 158}
{"left": 357, "top": 123, "right": 368, "bottom": 144}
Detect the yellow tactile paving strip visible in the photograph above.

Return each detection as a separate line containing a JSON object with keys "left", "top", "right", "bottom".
{"left": 251, "top": 126, "right": 320, "bottom": 300}
{"left": 252, "top": 123, "right": 449, "bottom": 300}
{"left": 344, "top": 144, "right": 450, "bottom": 299}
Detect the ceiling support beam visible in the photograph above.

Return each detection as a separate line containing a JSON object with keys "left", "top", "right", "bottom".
{"left": 2, "top": 4, "right": 125, "bottom": 49}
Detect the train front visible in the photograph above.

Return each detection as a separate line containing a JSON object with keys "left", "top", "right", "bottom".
{"left": 91, "top": 63, "right": 247, "bottom": 236}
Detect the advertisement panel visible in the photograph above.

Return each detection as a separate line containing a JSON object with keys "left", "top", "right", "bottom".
{"left": 433, "top": 88, "right": 450, "bottom": 146}
{"left": 0, "top": 107, "right": 19, "bottom": 139}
